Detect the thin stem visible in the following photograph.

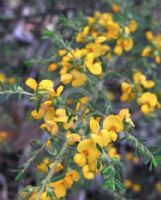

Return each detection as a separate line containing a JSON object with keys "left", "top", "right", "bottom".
{"left": 125, "top": 131, "right": 154, "bottom": 161}
{"left": 0, "top": 90, "right": 33, "bottom": 96}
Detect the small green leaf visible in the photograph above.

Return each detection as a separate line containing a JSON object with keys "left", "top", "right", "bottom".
{"left": 47, "top": 188, "right": 57, "bottom": 200}
{"left": 51, "top": 173, "right": 66, "bottom": 182}
{"left": 96, "top": 143, "right": 103, "bottom": 153}
{"left": 15, "top": 171, "right": 25, "bottom": 182}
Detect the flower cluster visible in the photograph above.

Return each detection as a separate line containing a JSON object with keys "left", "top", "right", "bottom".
{"left": 47, "top": 9, "right": 138, "bottom": 88}
{"left": 9, "top": 2, "right": 160, "bottom": 200}
{"left": 25, "top": 69, "right": 135, "bottom": 198}
{"left": 120, "top": 71, "right": 160, "bottom": 114}
{"left": 0, "top": 72, "right": 16, "bottom": 84}
{"left": 124, "top": 179, "right": 142, "bottom": 193}
{"left": 26, "top": 169, "right": 79, "bottom": 199}
{"left": 142, "top": 31, "right": 161, "bottom": 64}
{"left": 74, "top": 109, "right": 134, "bottom": 179}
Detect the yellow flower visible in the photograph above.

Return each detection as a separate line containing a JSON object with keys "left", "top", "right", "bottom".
{"left": 95, "top": 36, "right": 107, "bottom": 43}
{"left": 25, "top": 78, "right": 63, "bottom": 97}
{"left": 74, "top": 153, "right": 87, "bottom": 167}
{"left": 66, "top": 133, "right": 81, "bottom": 145}
{"left": 48, "top": 63, "right": 58, "bottom": 72}
{"left": 132, "top": 183, "right": 141, "bottom": 193}
{"left": 108, "top": 147, "right": 120, "bottom": 159}
{"left": 55, "top": 108, "right": 68, "bottom": 123}
{"left": 38, "top": 80, "right": 54, "bottom": 91}
{"left": 50, "top": 170, "right": 79, "bottom": 198}
{"left": 51, "top": 180, "right": 67, "bottom": 198}
{"left": 82, "top": 165, "right": 95, "bottom": 179}
{"left": 58, "top": 49, "right": 67, "bottom": 56}
{"left": 103, "top": 115, "right": 124, "bottom": 133}
{"left": 85, "top": 52, "right": 102, "bottom": 75}
{"left": 31, "top": 101, "right": 54, "bottom": 120}
{"left": 124, "top": 179, "right": 133, "bottom": 189}
{"left": 112, "top": 4, "right": 120, "bottom": 13}
{"left": 63, "top": 117, "right": 76, "bottom": 130}
{"left": 128, "top": 20, "right": 138, "bottom": 32}
{"left": 145, "top": 31, "right": 154, "bottom": 41}
{"left": 133, "top": 71, "right": 155, "bottom": 89}
{"left": 49, "top": 163, "right": 63, "bottom": 173}
{"left": 124, "top": 26, "right": 130, "bottom": 34}
{"left": 155, "top": 55, "right": 161, "bottom": 64}
{"left": 0, "top": 131, "right": 8, "bottom": 142}
{"left": 76, "top": 26, "right": 90, "bottom": 43}
{"left": 137, "top": 92, "right": 159, "bottom": 114}
{"left": 89, "top": 118, "right": 100, "bottom": 134}
{"left": 87, "top": 16, "right": 95, "bottom": 26}
{"left": 60, "top": 69, "right": 86, "bottom": 87}
{"left": 117, "top": 37, "right": 134, "bottom": 51}
{"left": 37, "top": 158, "right": 50, "bottom": 173}
{"left": 89, "top": 118, "right": 111, "bottom": 147}
{"left": 25, "top": 78, "right": 38, "bottom": 91}
{"left": 31, "top": 108, "right": 44, "bottom": 119}
{"left": 73, "top": 48, "right": 87, "bottom": 58}
{"left": 41, "top": 120, "right": 58, "bottom": 136}
{"left": 142, "top": 47, "right": 151, "bottom": 57}
{"left": 102, "top": 115, "right": 124, "bottom": 142}
{"left": 74, "top": 139, "right": 100, "bottom": 167}
{"left": 119, "top": 108, "right": 135, "bottom": 127}
{"left": 98, "top": 12, "right": 113, "bottom": 27}
{"left": 28, "top": 192, "right": 50, "bottom": 200}
{"left": 106, "top": 21, "right": 120, "bottom": 40}
{"left": 120, "top": 81, "right": 135, "bottom": 102}
{"left": 91, "top": 129, "right": 111, "bottom": 147}
{"left": 133, "top": 71, "right": 146, "bottom": 85}
{"left": 155, "top": 181, "right": 161, "bottom": 192}
{"left": 70, "top": 69, "right": 86, "bottom": 87}
{"left": 64, "top": 170, "right": 80, "bottom": 188}
{"left": 75, "top": 96, "right": 89, "bottom": 111}
{"left": 85, "top": 58, "right": 102, "bottom": 75}
{"left": 114, "top": 45, "right": 123, "bottom": 55}
{"left": 85, "top": 43, "right": 110, "bottom": 57}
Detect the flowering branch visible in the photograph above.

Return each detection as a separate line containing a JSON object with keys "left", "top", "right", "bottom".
{"left": 35, "top": 143, "right": 68, "bottom": 200}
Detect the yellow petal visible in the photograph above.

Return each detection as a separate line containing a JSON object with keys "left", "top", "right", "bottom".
{"left": 109, "top": 131, "right": 118, "bottom": 142}
{"left": 55, "top": 108, "right": 68, "bottom": 123}
{"left": 56, "top": 85, "right": 64, "bottom": 96}
{"left": 71, "top": 70, "right": 86, "bottom": 87}
{"left": 25, "top": 78, "right": 38, "bottom": 91}
{"left": 88, "top": 146, "right": 100, "bottom": 162}
{"left": 31, "top": 108, "right": 44, "bottom": 119}
{"left": 86, "top": 62, "right": 102, "bottom": 75}
{"left": 90, "top": 118, "right": 100, "bottom": 133}
{"left": 74, "top": 153, "right": 86, "bottom": 167}
{"left": 100, "top": 129, "right": 110, "bottom": 147}
{"left": 38, "top": 80, "right": 54, "bottom": 91}
{"left": 77, "top": 139, "right": 94, "bottom": 152}
{"left": 52, "top": 182, "right": 66, "bottom": 198}
{"left": 103, "top": 115, "right": 124, "bottom": 132}
{"left": 66, "top": 134, "right": 81, "bottom": 145}
{"left": 91, "top": 134, "right": 103, "bottom": 147}
{"left": 86, "top": 53, "right": 94, "bottom": 64}
{"left": 48, "top": 63, "right": 57, "bottom": 72}
{"left": 44, "top": 107, "right": 55, "bottom": 121}
{"left": 60, "top": 74, "right": 73, "bottom": 85}
{"left": 82, "top": 165, "right": 95, "bottom": 180}
{"left": 114, "top": 45, "right": 123, "bottom": 56}
{"left": 95, "top": 36, "right": 107, "bottom": 43}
